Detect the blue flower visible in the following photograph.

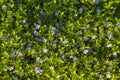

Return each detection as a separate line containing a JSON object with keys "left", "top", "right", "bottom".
{"left": 22, "top": 20, "right": 26, "bottom": 24}
{"left": 35, "top": 24, "right": 40, "bottom": 29}
{"left": 84, "top": 37, "right": 89, "bottom": 41}
{"left": 34, "top": 67, "right": 44, "bottom": 74}
{"left": 33, "top": 31, "right": 38, "bottom": 36}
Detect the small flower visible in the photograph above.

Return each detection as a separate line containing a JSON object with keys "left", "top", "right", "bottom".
{"left": 93, "top": 0, "right": 99, "bottom": 4}
{"left": 92, "top": 35, "right": 97, "bottom": 39}
{"left": 22, "top": 20, "right": 26, "bottom": 24}
{"left": 88, "top": 48, "right": 93, "bottom": 53}
{"left": 79, "top": 7, "right": 83, "bottom": 13}
{"left": 96, "top": 9, "right": 102, "bottom": 13}
{"left": 41, "top": 38, "right": 47, "bottom": 43}
{"left": 84, "top": 37, "right": 89, "bottom": 41}
{"left": 106, "top": 74, "right": 111, "bottom": 79}
{"left": 38, "top": 21, "right": 42, "bottom": 25}
{"left": 95, "top": 74, "right": 99, "bottom": 78}
{"left": 106, "top": 22, "right": 110, "bottom": 27}
{"left": 105, "top": 61, "right": 109, "bottom": 65}
{"left": 113, "top": 52, "right": 117, "bottom": 56}
{"left": 77, "top": 30, "right": 83, "bottom": 35}
{"left": 51, "top": 28, "right": 59, "bottom": 34}
{"left": 9, "top": 67, "right": 14, "bottom": 71}
{"left": 18, "top": 51, "right": 22, "bottom": 57}
{"left": 61, "top": 55, "right": 65, "bottom": 58}
{"left": 34, "top": 68, "right": 44, "bottom": 74}
{"left": 43, "top": 49, "right": 48, "bottom": 53}
{"left": 116, "top": 22, "right": 120, "bottom": 27}
{"left": 56, "top": 75, "right": 60, "bottom": 79}
{"left": 50, "top": 66, "right": 54, "bottom": 70}
{"left": 36, "top": 57, "right": 40, "bottom": 61}
{"left": 26, "top": 46, "right": 31, "bottom": 50}
{"left": 55, "top": 12, "right": 59, "bottom": 17}
{"left": 36, "top": 24, "right": 40, "bottom": 29}
{"left": 83, "top": 49, "right": 89, "bottom": 54}
{"left": 79, "top": 48, "right": 82, "bottom": 51}
{"left": 63, "top": 40, "right": 68, "bottom": 44}
{"left": 107, "top": 44, "right": 112, "bottom": 48}
{"left": 55, "top": 22, "right": 59, "bottom": 27}
{"left": 39, "top": 10, "right": 44, "bottom": 15}
{"left": 107, "top": 30, "right": 111, "bottom": 35}
{"left": 108, "top": 67, "right": 112, "bottom": 72}
{"left": 113, "top": 58, "right": 118, "bottom": 62}
{"left": 69, "top": 23, "right": 73, "bottom": 26}
{"left": 21, "top": 71, "right": 24, "bottom": 76}
{"left": 9, "top": 38, "right": 14, "bottom": 40}
{"left": 72, "top": 57, "right": 78, "bottom": 61}
{"left": 34, "top": 37, "right": 39, "bottom": 41}
{"left": 2, "top": 5, "right": 7, "bottom": 9}
{"left": 74, "top": 14, "right": 78, "bottom": 17}
{"left": 58, "top": 37, "right": 63, "bottom": 41}
{"left": 86, "top": 24, "right": 90, "bottom": 28}
{"left": 108, "top": 35, "right": 113, "bottom": 40}
{"left": 34, "top": 31, "right": 38, "bottom": 36}
{"left": 13, "top": 77, "right": 18, "bottom": 80}
{"left": 93, "top": 28, "right": 98, "bottom": 31}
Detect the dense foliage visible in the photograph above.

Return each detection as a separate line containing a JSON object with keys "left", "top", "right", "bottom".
{"left": 0, "top": 0, "right": 120, "bottom": 80}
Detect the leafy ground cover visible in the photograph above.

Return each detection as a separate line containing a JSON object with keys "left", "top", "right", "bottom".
{"left": 0, "top": 0, "right": 120, "bottom": 80}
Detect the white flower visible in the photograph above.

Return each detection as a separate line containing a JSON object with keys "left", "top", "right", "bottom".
{"left": 63, "top": 40, "right": 68, "bottom": 44}
{"left": 106, "top": 74, "right": 111, "bottom": 79}
{"left": 36, "top": 57, "right": 40, "bottom": 61}
{"left": 83, "top": 50, "right": 89, "bottom": 54}
{"left": 106, "top": 22, "right": 110, "bottom": 27}
{"left": 9, "top": 67, "right": 14, "bottom": 71}
{"left": 18, "top": 51, "right": 22, "bottom": 57}
{"left": 93, "top": 28, "right": 98, "bottom": 31}
{"left": 107, "top": 31, "right": 111, "bottom": 35}
{"left": 41, "top": 38, "right": 47, "bottom": 43}
{"left": 72, "top": 57, "right": 78, "bottom": 61}
{"left": 56, "top": 75, "right": 60, "bottom": 79}
{"left": 50, "top": 66, "right": 54, "bottom": 70}
{"left": 113, "top": 52, "right": 117, "bottom": 56}
{"left": 74, "top": 14, "right": 78, "bottom": 17}
{"left": 107, "top": 44, "right": 112, "bottom": 48}
{"left": 2, "top": 5, "right": 7, "bottom": 9}
{"left": 92, "top": 35, "right": 97, "bottom": 39}
{"left": 43, "top": 49, "right": 48, "bottom": 53}
{"left": 77, "top": 30, "right": 83, "bottom": 35}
